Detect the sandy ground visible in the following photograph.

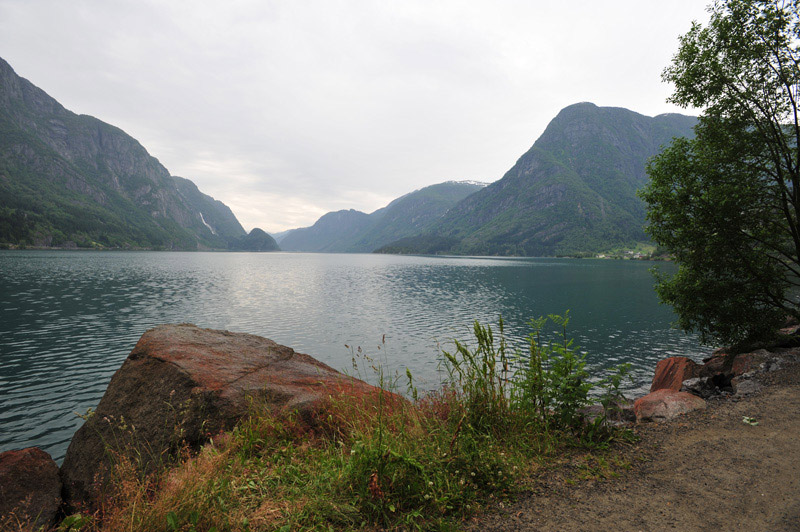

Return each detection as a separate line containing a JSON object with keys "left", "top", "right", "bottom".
{"left": 470, "top": 358, "right": 800, "bottom": 532}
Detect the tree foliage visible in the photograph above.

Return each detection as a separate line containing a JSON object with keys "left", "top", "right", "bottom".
{"left": 641, "top": 0, "right": 800, "bottom": 345}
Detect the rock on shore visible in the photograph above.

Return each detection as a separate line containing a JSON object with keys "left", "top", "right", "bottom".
{"left": 649, "top": 356, "right": 700, "bottom": 392}
{"left": 0, "top": 447, "right": 61, "bottom": 529}
{"left": 60, "top": 324, "right": 386, "bottom": 510}
{"left": 634, "top": 389, "right": 706, "bottom": 422}
{"left": 635, "top": 346, "right": 800, "bottom": 423}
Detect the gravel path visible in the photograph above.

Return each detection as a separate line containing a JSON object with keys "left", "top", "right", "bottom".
{"left": 470, "top": 357, "right": 800, "bottom": 531}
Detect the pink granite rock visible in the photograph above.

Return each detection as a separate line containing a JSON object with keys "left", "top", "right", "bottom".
{"left": 650, "top": 357, "right": 700, "bottom": 392}
{"left": 634, "top": 389, "right": 706, "bottom": 422}
{"left": 61, "top": 324, "right": 393, "bottom": 510}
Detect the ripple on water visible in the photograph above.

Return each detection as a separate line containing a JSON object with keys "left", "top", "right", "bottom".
{"left": 0, "top": 251, "right": 703, "bottom": 462}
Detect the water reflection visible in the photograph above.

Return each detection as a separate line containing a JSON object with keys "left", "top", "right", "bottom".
{"left": 0, "top": 251, "right": 703, "bottom": 462}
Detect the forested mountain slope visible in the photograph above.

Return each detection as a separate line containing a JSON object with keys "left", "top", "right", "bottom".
{"left": 280, "top": 181, "right": 485, "bottom": 252}
{"left": 379, "top": 103, "right": 696, "bottom": 256}
{"left": 0, "top": 57, "right": 245, "bottom": 249}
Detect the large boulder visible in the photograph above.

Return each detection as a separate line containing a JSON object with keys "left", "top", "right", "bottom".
{"left": 633, "top": 389, "right": 706, "bottom": 423}
{"left": 0, "top": 447, "right": 61, "bottom": 530}
{"left": 61, "top": 324, "right": 387, "bottom": 510}
{"left": 649, "top": 356, "right": 700, "bottom": 392}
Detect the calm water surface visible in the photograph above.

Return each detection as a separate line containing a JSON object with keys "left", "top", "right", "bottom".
{"left": 0, "top": 251, "right": 704, "bottom": 462}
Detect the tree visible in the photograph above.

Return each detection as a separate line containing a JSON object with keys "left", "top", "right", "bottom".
{"left": 640, "top": 0, "right": 800, "bottom": 346}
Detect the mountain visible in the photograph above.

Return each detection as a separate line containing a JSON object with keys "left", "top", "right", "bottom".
{"left": 171, "top": 176, "right": 246, "bottom": 242}
{"left": 378, "top": 103, "right": 697, "bottom": 256}
{"left": 279, "top": 181, "right": 485, "bottom": 252}
{"left": 229, "top": 228, "right": 280, "bottom": 251}
{"left": 279, "top": 209, "right": 373, "bottom": 252}
{"left": 0, "top": 56, "right": 246, "bottom": 249}
{"left": 349, "top": 181, "right": 486, "bottom": 252}
{"left": 269, "top": 229, "right": 294, "bottom": 244}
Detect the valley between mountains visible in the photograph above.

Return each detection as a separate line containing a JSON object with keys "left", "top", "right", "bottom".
{"left": 1, "top": 56, "right": 695, "bottom": 256}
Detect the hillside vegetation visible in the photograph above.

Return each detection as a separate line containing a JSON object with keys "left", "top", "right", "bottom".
{"left": 279, "top": 181, "right": 485, "bottom": 252}
{"left": 380, "top": 103, "right": 696, "bottom": 256}
{"left": 0, "top": 57, "right": 247, "bottom": 250}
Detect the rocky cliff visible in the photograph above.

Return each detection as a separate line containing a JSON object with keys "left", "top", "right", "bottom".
{"left": 0, "top": 56, "right": 245, "bottom": 249}
{"left": 380, "top": 103, "right": 697, "bottom": 256}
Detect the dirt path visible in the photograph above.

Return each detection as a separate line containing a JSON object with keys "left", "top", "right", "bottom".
{"left": 471, "top": 360, "right": 800, "bottom": 532}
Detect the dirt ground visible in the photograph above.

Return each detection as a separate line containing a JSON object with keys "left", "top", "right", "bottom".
{"left": 470, "top": 358, "right": 800, "bottom": 532}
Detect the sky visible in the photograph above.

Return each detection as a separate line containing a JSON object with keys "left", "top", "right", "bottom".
{"left": 0, "top": 0, "right": 709, "bottom": 233}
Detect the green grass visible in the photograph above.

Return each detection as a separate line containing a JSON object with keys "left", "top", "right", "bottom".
{"left": 52, "top": 315, "right": 634, "bottom": 532}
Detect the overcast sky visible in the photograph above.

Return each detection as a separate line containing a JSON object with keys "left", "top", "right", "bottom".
{"left": 0, "top": 1, "right": 709, "bottom": 232}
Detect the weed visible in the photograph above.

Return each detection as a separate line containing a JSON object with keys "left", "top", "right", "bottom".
{"left": 67, "top": 315, "right": 635, "bottom": 531}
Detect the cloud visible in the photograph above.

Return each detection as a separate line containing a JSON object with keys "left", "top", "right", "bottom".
{"left": 0, "top": 0, "right": 709, "bottom": 232}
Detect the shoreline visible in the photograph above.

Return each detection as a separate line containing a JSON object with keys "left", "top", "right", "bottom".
{"left": 471, "top": 347, "right": 800, "bottom": 531}
{"left": 3, "top": 328, "right": 796, "bottom": 530}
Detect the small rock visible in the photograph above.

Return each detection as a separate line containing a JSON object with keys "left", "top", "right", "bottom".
{"left": 0, "top": 447, "right": 62, "bottom": 530}
{"left": 733, "top": 380, "right": 762, "bottom": 396}
{"left": 578, "top": 400, "right": 635, "bottom": 424}
{"left": 650, "top": 357, "right": 701, "bottom": 392}
{"left": 634, "top": 389, "right": 706, "bottom": 423}
{"left": 680, "top": 377, "right": 718, "bottom": 399}
{"left": 764, "top": 358, "right": 785, "bottom": 372}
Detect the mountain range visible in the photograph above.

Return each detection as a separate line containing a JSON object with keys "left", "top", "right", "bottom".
{"left": 380, "top": 103, "right": 697, "bottom": 255}
{"left": 278, "top": 181, "right": 486, "bottom": 252}
{"left": 1, "top": 54, "right": 696, "bottom": 256}
{"left": 0, "top": 56, "right": 277, "bottom": 251}
{"left": 278, "top": 103, "right": 696, "bottom": 256}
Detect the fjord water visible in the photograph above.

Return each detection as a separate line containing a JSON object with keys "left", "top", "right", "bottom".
{"left": 0, "top": 251, "right": 702, "bottom": 461}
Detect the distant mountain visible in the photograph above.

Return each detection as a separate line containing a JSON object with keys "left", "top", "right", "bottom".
{"left": 279, "top": 181, "right": 485, "bottom": 252}
{"left": 0, "top": 56, "right": 246, "bottom": 249}
{"left": 172, "top": 176, "right": 246, "bottom": 241}
{"left": 280, "top": 209, "right": 373, "bottom": 252}
{"left": 378, "top": 103, "right": 697, "bottom": 256}
{"left": 269, "top": 229, "right": 294, "bottom": 243}
{"left": 229, "top": 228, "right": 280, "bottom": 252}
{"left": 349, "top": 181, "right": 487, "bottom": 252}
